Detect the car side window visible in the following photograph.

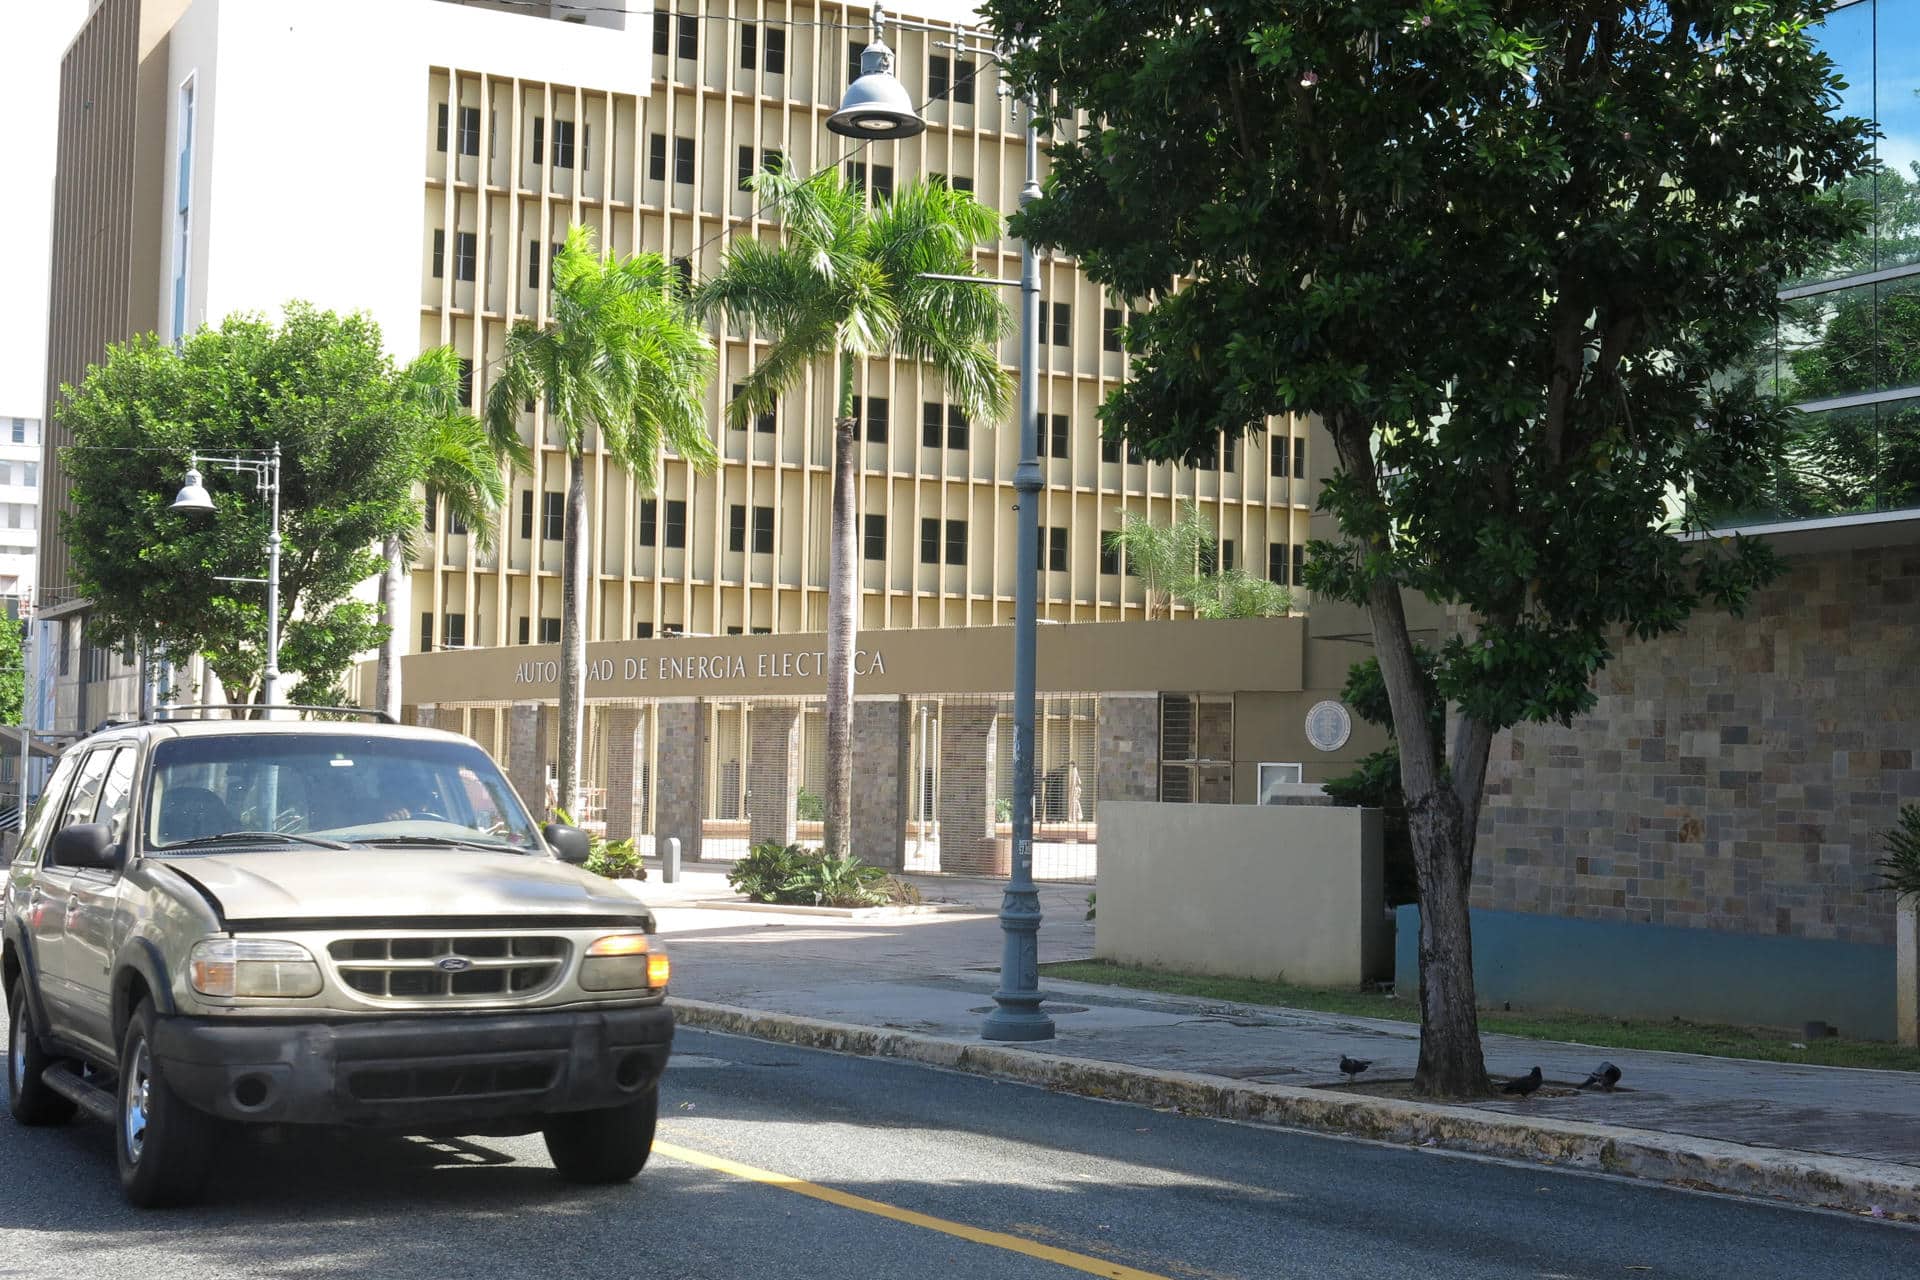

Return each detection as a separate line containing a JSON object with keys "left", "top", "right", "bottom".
{"left": 58, "top": 748, "right": 115, "bottom": 833}
{"left": 94, "top": 748, "right": 136, "bottom": 843}
{"left": 14, "top": 751, "right": 82, "bottom": 869}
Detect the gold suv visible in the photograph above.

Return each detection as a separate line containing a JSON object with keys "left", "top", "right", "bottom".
{"left": 2, "top": 710, "right": 672, "bottom": 1207}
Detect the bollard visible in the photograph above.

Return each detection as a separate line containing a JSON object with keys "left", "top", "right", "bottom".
{"left": 663, "top": 836, "right": 681, "bottom": 884}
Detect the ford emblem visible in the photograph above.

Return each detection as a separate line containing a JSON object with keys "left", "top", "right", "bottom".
{"left": 436, "top": 956, "right": 473, "bottom": 973}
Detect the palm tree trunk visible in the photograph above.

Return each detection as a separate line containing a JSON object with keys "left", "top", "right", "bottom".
{"left": 375, "top": 533, "right": 403, "bottom": 722}
{"left": 823, "top": 350, "right": 859, "bottom": 860}
{"left": 556, "top": 452, "right": 589, "bottom": 820}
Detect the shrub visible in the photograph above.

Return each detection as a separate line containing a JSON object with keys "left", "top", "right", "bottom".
{"left": 1878, "top": 804, "right": 1920, "bottom": 902}
{"left": 780, "top": 851, "right": 889, "bottom": 908}
{"left": 878, "top": 874, "right": 923, "bottom": 906}
{"left": 553, "top": 807, "right": 646, "bottom": 881}
{"left": 728, "top": 840, "right": 810, "bottom": 901}
{"left": 795, "top": 787, "right": 825, "bottom": 822}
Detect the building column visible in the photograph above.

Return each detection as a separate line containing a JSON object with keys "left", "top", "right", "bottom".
{"left": 852, "top": 697, "right": 909, "bottom": 871}
{"left": 603, "top": 706, "right": 646, "bottom": 842}
{"left": 747, "top": 703, "right": 802, "bottom": 848}
{"left": 508, "top": 700, "right": 552, "bottom": 818}
{"left": 1097, "top": 694, "right": 1160, "bottom": 804}
{"left": 654, "top": 699, "right": 705, "bottom": 861}
{"left": 938, "top": 703, "right": 1005, "bottom": 875}
{"left": 1900, "top": 901, "right": 1919, "bottom": 1049}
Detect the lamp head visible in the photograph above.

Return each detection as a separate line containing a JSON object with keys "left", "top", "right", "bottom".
{"left": 827, "top": 35, "right": 925, "bottom": 141}
{"left": 171, "top": 467, "right": 215, "bottom": 513}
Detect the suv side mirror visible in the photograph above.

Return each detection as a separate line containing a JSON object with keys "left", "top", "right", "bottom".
{"left": 51, "top": 823, "right": 124, "bottom": 873}
{"left": 543, "top": 823, "right": 592, "bottom": 865}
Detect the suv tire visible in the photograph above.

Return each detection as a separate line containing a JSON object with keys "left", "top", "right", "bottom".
{"left": 8, "top": 977, "right": 77, "bottom": 1126}
{"left": 541, "top": 1088, "right": 658, "bottom": 1183}
{"left": 116, "top": 999, "right": 215, "bottom": 1207}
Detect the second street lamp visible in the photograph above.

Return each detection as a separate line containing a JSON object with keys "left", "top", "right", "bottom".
{"left": 171, "top": 444, "right": 284, "bottom": 712}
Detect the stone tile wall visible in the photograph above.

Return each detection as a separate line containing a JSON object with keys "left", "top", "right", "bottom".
{"left": 507, "top": 701, "right": 553, "bottom": 818}
{"left": 747, "top": 704, "right": 802, "bottom": 847}
{"left": 654, "top": 699, "right": 706, "bottom": 860}
{"left": 603, "top": 707, "right": 646, "bottom": 842}
{"left": 1475, "top": 544, "right": 1920, "bottom": 948}
{"left": 938, "top": 702, "right": 1003, "bottom": 874}
{"left": 852, "top": 698, "right": 909, "bottom": 870}
{"left": 1097, "top": 695, "right": 1160, "bottom": 803}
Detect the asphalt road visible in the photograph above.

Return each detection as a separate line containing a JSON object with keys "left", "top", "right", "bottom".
{"left": 0, "top": 1026, "right": 1911, "bottom": 1279}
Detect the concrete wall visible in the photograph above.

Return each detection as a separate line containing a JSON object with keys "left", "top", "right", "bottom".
{"left": 1096, "top": 800, "right": 1388, "bottom": 987}
{"left": 1395, "top": 903, "right": 1899, "bottom": 1041}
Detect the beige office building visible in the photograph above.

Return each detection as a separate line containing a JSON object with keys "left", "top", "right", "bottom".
{"left": 38, "top": 0, "right": 1317, "bottom": 719}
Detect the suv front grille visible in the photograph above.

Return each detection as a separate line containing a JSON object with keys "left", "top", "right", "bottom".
{"left": 328, "top": 935, "right": 568, "bottom": 1001}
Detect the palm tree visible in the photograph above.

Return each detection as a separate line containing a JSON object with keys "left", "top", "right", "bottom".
{"left": 698, "top": 161, "right": 1011, "bottom": 859}
{"left": 486, "top": 223, "right": 716, "bottom": 818}
{"left": 1103, "top": 501, "right": 1208, "bottom": 618}
{"left": 375, "top": 346, "right": 510, "bottom": 721}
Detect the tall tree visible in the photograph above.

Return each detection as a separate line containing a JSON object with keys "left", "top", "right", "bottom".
{"left": 374, "top": 346, "right": 510, "bottom": 721}
{"left": 698, "top": 162, "right": 1011, "bottom": 858}
{"left": 486, "top": 224, "right": 715, "bottom": 819}
{"left": 60, "top": 305, "right": 420, "bottom": 707}
{"left": 986, "top": 0, "right": 1871, "bottom": 1094}
{"left": 0, "top": 614, "right": 23, "bottom": 726}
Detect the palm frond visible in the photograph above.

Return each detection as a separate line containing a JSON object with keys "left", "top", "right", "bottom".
{"left": 1878, "top": 804, "right": 1920, "bottom": 902}
{"left": 417, "top": 413, "right": 509, "bottom": 554}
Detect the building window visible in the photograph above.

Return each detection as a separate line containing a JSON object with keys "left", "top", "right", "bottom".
{"left": 848, "top": 41, "right": 866, "bottom": 85}
{"left": 946, "top": 406, "right": 969, "bottom": 450}
{"left": 448, "top": 506, "right": 467, "bottom": 536}
{"left": 872, "top": 165, "right": 894, "bottom": 199}
{"left": 729, "top": 504, "right": 747, "bottom": 553}
{"left": 921, "top": 402, "right": 942, "bottom": 448}
{"left": 1219, "top": 540, "right": 1235, "bottom": 572}
{"left": 677, "top": 12, "right": 698, "bottom": 60}
{"left": 1038, "top": 413, "right": 1069, "bottom": 459}
{"left": 952, "top": 175, "right": 974, "bottom": 194}
{"left": 674, "top": 136, "right": 695, "bottom": 185}
{"left": 432, "top": 230, "right": 446, "bottom": 279}
{"left": 436, "top": 102, "right": 449, "bottom": 152}
{"left": 846, "top": 162, "right": 864, "bottom": 191}
{"left": 1100, "top": 539, "right": 1120, "bottom": 576}
{"left": 1221, "top": 434, "right": 1237, "bottom": 472}
{"left": 1270, "top": 437, "right": 1286, "bottom": 478}
{"left": 852, "top": 396, "right": 889, "bottom": 443}
{"left": 1050, "top": 302, "right": 1070, "bottom": 346}
{"left": 929, "top": 54, "right": 951, "bottom": 100}
{"left": 636, "top": 621, "right": 654, "bottom": 639}
{"left": 752, "top": 505, "right": 774, "bottom": 555}
{"left": 1269, "top": 542, "right": 1288, "bottom": 584}
{"left": 1103, "top": 308, "right": 1124, "bottom": 353}
{"left": 653, "top": 11, "right": 669, "bottom": 55}
{"left": 665, "top": 499, "right": 687, "bottom": 548}
{"left": 864, "top": 514, "right": 886, "bottom": 560}
{"left": 542, "top": 491, "right": 564, "bottom": 541}
{"left": 737, "top": 145, "right": 755, "bottom": 190}
{"left": 1046, "top": 527, "right": 1068, "bottom": 573}
{"left": 763, "top": 147, "right": 784, "bottom": 177}
{"left": 945, "top": 518, "right": 968, "bottom": 565}
{"left": 540, "top": 618, "right": 561, "bottom": 644}
{"left": 519, "top": 489, "right": 533, "bottom": 539}
{"left": 9, "top": 420, "right": 23, "bottom": 445}
{"left": 952, "top": 59, "right": 976, "bottom": 105}
{"left": 420, "top": 612, "right": 434, "bottom": 653}
{"left": 673, "top": 257, "right": 693, "bottom": 291}
{"left": 920, "top": 517, "right": 939, "bottom": 564}
{"left": 649, "top": 134, "right": 667, "bottom": 181}
{"left": 639, "top": 498, "right": 657, "bottom": 546}
{"left": 551, "top": 118, "right": 576, "bottom": 169}
{"left": 424, "top": 493, "right": 438, "bottom": 533}
{"left": 443, "top": 614, "right": 466, "bottom": 649}
{"left": 454, "top": 232, "right": 476, "bottom": 282}
{"left": 740, "top": 21, "right": 757, "bottom": 69}
{"left": 23, "top": 463, "right": 36, "bottom": 488}
{"left": 517, "top": 617, "right": 531, "bottom": 644}
{"left": 1293, "top": 436, "right": 1307, "bottom": 480}
{"left": 765, "top": 26, "right": 786, "bottom": 74}
{"left": 457, "top": 358, "right": 474, "bottom": 406}
{"left": 458, "top": 105, "right": 480, "bottom": 157}
{"left": 1293, "top": 543, "right": 1307, "bottom": 583}
{"left": 755, "top": 404, "right": 775, "bottom": 433}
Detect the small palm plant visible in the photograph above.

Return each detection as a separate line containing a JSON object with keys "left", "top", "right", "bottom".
{"left": 1878, "top": 804, "right": 1920, "bottom": 902}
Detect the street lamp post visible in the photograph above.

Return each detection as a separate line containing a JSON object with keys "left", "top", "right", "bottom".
{"left": 829, "top": 14, "right": 1054, "bottom": 1042}
{"left": 171, "top": 444, "right": 284, "bottom": 710}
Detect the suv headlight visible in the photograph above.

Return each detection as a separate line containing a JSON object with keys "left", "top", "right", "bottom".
{"left": 189, "top": 938, "right": 323, "bottom": 999}
{"left": 581, "top": 933, "right": 668, "bottom": 992}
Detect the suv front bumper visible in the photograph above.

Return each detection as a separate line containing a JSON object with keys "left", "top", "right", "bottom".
{"left": 150, "top": 1003, "right": 673, "bottom": 1129}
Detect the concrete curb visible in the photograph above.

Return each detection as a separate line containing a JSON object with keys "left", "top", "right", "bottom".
{"left": 687, "top": 900, "right": 986, "bottom": 919}
{"left": 670, "top": 998, "right": 1920, "bottom": 1220}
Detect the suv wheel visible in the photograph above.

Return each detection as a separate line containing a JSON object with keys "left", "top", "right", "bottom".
{"left": 541, "top": 1088, "right": 658, "bottom": 1183}
{"left": 116, "top": 999, "right": 215, "bottom": 1207}
{"left": 7, "top": 977, "right": 77, "bottom": 1125}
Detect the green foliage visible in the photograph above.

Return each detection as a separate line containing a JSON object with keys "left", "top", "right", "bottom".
{"left": 1103, "top": 502, "right": 1291, "bottom": 618}
{"left": 728, "top": 840, "right": 898, "bottom": 908}
{"left": 58, "top": 304, "right": 422, "bottom": 706}
{"left": 1085, "top": 891, "right": 1096, "bottom": 922}
{"left": 795, "top": 787, "right": 825, "bottom": 822}
{"left": 552, "top": 807, "right": 649, "bottom": 881}
{"left": 1877, "top": 804, "right": 1920, "bottom": 903}
{"left": 0, "top": 616, "right": 22, "bottom": 725}
{"left": 989, "top": 0, "right": 1870, "bottom": 736}
{"left": 994, "top": 796, "right": 1013, "bottom": 824}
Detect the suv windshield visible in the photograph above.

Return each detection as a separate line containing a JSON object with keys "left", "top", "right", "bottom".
{"left": 143, "top": 733, "right": 540, "bottom": 853}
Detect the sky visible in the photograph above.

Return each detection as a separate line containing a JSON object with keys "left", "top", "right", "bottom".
{"left": 0, "top": 0, "right": 90, "bottom": 420}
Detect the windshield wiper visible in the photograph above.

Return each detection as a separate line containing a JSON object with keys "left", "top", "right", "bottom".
{"left": 344, "top": 835, "right": 524, "bottom": 853}
{"left": 161, "top": 831, "right": 352, "bottom": 851}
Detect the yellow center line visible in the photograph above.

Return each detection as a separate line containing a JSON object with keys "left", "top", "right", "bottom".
{"left": 652, "top": 1140, "right": 1177, "bottom": 1280}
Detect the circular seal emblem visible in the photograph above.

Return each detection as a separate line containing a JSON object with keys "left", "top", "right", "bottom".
{"left": 1305, "top": 700, "right": 1353, "bottom": 753}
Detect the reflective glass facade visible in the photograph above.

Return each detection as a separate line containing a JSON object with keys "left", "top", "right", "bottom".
{"left": 1758, "top": 0, "right": 1920, "bottom": 520}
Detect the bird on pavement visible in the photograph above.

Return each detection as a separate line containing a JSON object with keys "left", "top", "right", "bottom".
{"left": 1579, "top": 1062, "right": 1622, "bottom": 1092}
{"left": 1338, "top": 1056, "right": 1372, "bottom": 1083}
{"left": 1501, "top": 1066, "right": 1544, "bottom": 1098}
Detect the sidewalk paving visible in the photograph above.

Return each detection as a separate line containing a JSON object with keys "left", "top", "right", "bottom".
{"left": 642, "top": 864, "right": 1920, "bottom": 1182}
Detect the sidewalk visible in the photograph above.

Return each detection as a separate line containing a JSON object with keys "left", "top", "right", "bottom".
{"left": 640, "top": 864, "right": 1920, "bottom": 1211}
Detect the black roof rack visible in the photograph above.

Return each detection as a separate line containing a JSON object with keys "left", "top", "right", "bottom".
{"left": 149, "top": 704, "right": 397, "bottom": 725}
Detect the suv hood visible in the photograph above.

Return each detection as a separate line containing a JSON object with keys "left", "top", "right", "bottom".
{"left": 164, "top": 849, "right": 650, "bottom": 926}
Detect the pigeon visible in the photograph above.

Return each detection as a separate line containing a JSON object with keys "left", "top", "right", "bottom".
{"left": 1338, "top": 1055, "right": 1373, "bottom": 1083}
{"left": 1501, "top": 1066, "right": 1544, "bottom": 1098}
{"left": 1579, "top": 1062, "right": 1622, "bottom": 1093}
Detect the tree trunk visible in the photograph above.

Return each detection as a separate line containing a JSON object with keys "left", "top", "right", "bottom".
{"left": 822, "top": 406, "right": 857, "bottom": 860}
{"left": 556, "top": 452, "right": 588, "bottom": 821}
{"left": 375, "top": 533, "right": 403, "bottom": 722}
